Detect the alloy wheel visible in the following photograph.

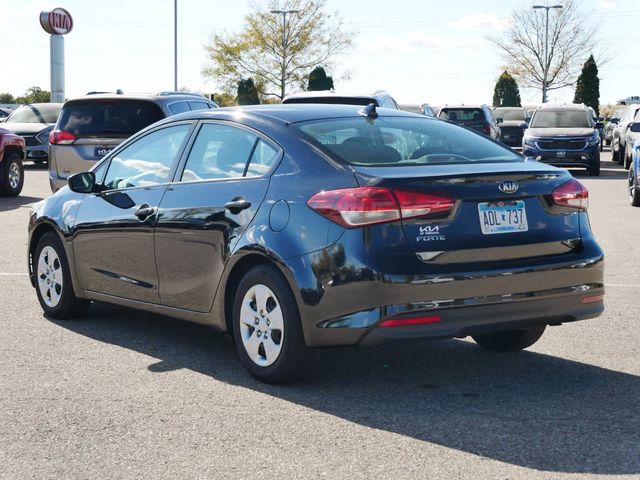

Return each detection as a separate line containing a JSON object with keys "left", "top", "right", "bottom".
{"left": 8, "top": 161, "right": 20, "bottom": 190}
{"left": 37, "top": 246, "right": 63, "bottom": 308}
{"left": 239, "top": 284, "right": 284, "bottom": 367}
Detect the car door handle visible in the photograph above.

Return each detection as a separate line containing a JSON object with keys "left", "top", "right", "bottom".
{"left": 224, "top": 197, "right": 251, "bottom": 214}
{"left": 135, "top": 204, "right": 155, "bottom": 220}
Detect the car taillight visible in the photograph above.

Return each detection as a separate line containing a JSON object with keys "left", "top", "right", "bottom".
{"left": 552, "top": 179, "right": 588, "bottom": 211}
{"left": 482, "top": 124, "right": 491, "bottom": 135}
{"left": 307, "top": 187, "right": 455, "bottom": 228}
{"left": 49, "top": 130, "right": 76, "bottom": 145}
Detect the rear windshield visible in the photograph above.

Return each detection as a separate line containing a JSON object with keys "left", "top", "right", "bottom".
{"left": 58, "top": 100, "right": 164, "bottom": 138}
{"left": 296, "top": 116, "right": 521, "bottom": 167}
{"left": 438, "top": 108, "right": 485, "bottom": 124}
{"left": 493, "top": 108, "right": 526, "bottom": 121}
{"left": 284, "top": 97, "right": 374, "bottom": 106}
{"left": 530, "top": 110, "right": 592, "bottom": 128}
{"left": 6, "top": 104, "right": 61, "bottom": 124}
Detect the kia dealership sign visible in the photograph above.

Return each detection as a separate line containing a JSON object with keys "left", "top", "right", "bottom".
{"left": 39, "top": 7, "right": 73, "bottom": 35}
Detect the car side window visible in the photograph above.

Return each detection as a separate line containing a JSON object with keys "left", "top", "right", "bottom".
{"left": 381, "top": 97, "right": 396, "bottom": 109}
{"left": 103, "top": 124, "right": 191, "bottom": 190}
{"left": 168, "top": 102, "right": 190, "bottom": 115}
{"left": 188, "top": 101, "right": 210, "bottom": 111}
{"left": 245, "top": 140, "right": 280, "bottom": 177}
{"left": 181, "top": 123, "right": 258, "bottom": 182}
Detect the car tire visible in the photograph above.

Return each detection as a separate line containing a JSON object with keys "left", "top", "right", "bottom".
{"left": 34, "top": 232, "right": 90, "bottom": 319}
{"left": 232, "top": 264, "right": 307, "bottom": 384}
{"left": 588, "top": 154, "right": 601, "bottom": 176}
{"left": 629, "top": 167, "right": 640, "bottom": 207}
{"left": 472, "top": 325, "right": 546, "bottom": 352}
{"left": 0, "top": 151, "right": 24, "bottom": 197}
{"left": 612, "top": 142, "right": 620, "bottom": 163}
{"left": 624, "top": 147, "right": 632, "bottom": 170}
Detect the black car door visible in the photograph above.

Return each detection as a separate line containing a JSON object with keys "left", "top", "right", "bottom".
{"left": 154, "top": 121, "right": 282, "bottom": 312}
{"left": 72, "top": 122, "right": 194, "bottom": 303}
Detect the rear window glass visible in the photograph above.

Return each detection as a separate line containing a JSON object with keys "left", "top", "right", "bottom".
{"left": 58, "top": 100, "right": 164, "bottom": 137}
{"left": 297, "top": 117, "right": 521, "bottom": 167}
{"left": 530, "top": 110, "right": 592, "bottom": 128}
{"left": 7, "top": 104, "right": 61, "bottom": 124}
{"left": 438, "top": 108, "right": 485, "bottom": 124}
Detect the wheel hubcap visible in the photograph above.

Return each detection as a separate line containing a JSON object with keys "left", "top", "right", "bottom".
{"left": 8, "top": 162, "right": 20, "bottom": 189}
{"left": 37, "top": 246, "right": 63, "bottom": 308}
{"left": 239, "top": 284, "right": 284, "bottom": 367}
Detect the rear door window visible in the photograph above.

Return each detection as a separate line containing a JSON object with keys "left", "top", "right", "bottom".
{"left": 58, "top": 100, "right": 165, "bottom": 138}
{"left": 168, "top": 101, "right": 190, "bottom": 115}
{"left": 188, "top": 101, "right": 211, "bottom": 111}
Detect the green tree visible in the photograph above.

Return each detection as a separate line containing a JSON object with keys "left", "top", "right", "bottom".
{"left": 493, "top": 71, "right": 521, "bottom": 107}
{"left": 307, "top": 66, "right": 334, "bottom": 91}
{"left": 213, "top": 92, "right": 237, "bottom": 107}
{"left": 0, "top": 92, "right": 15, "bottom": 103}
{"left": 203, "top": 0, "right": 353, "bottom": 101}
{"left": 574, "top": 55, "right": 600, "bottom": 115}
{"left": 15, "top": 87, "right": 50, "bottom": 104}
{"left": 237, "top": 78, "right": 260, "bottom": 105}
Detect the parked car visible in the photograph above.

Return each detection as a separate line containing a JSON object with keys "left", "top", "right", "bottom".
{"left": 587, "top": 106, "right": 604, "bottom": 152}
{"left": 28, "top": 104, "right": 604, "bottom": 383}
{"left": 282, "top": 90, "right": 400, "bottom": 109}
{"left": 0, "top": 127, "right": 26, "bottom": 196}
{"left": 628, "top": 133, "right": 640, "bottom": 206}
{"left": 493, "top": 106, "right": 530, "bottom": 147}
{"left": 622, "top": 109, "right": 640, "bottom": 170}
{"left": 522, "top": 103, "right": 602, "bottom": 176}
{"left": 612, "top": 104, "right": 640, "bottom": 164}
{"left": 0, "top": 107, "right": 13, "bottom": 121}
{"left": 421, "top": 103, "right": 435, "bottom": 117}
{"left": 1, "top": 103, "right": 62, "bottom": 165}
{"left": 48, "top": 92, "right": 218, "bottom": 192}
{"left": 604, "top": 108, "right": 623, "bottom": 146}
{"left": 438, "top": 104, "right": 500, "bottom": 140}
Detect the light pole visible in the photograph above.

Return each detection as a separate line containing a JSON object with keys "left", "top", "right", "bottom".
{"left": 174, "top": 0, "right": 178, "bottom": 91}
{"left": 270, "top": 9, "right": 299, "bottom": 100}
{"left": 533, "top": 4, "right": 563, "bottom": 103}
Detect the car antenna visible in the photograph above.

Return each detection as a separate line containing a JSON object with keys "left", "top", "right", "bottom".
{"left": 359, "top": 102, "right": 378, "bottom": 118}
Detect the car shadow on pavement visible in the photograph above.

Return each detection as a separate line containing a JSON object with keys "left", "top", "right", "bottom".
{"left": 0, "top": 195, "right": 43, "bottom": 212}
{"left": 49, "top": 303, "right": 640, "bottom": 475}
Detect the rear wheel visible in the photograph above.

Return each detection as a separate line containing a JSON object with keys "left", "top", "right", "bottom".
{"left": 34, "top": 232, "right": 90, "bottom": 319}
{"left": 0, "top": 152, "right": 24, "bottom": 197}
{"left": 473, "top": 325, "right": 546, "bottom": 352}
{"left": 629, "top": 167, "right": 640, "bottom": 207}
{"left": 612, "top": 142, "right": 621, "bottom": 163}
{"left": 232, "top": 264, "right": 307, "bottom": 384}
{"left": 624, "top": 146, "right": 633, "bottom": 170}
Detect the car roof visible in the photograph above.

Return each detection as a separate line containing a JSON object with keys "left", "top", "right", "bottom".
{"left": 63, "top": 93, "right": 213, "bottom": 104}
{"left": 441, "top": 104, "right": 487, "bottom": 109}
{"left": 536, "top": 103, "right": 588, "bottom": 111}
{"left": 283, "top": 90, "right": 390, "bottom": 101}
{"left": 163, "top": 103, "right": 421, "bottom": 125}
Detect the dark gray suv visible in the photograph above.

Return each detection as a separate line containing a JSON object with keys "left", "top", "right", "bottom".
{"left": 48, "top": 92, "right": 218, "bottom": 191}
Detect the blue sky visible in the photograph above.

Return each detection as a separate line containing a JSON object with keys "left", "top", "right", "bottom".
{"left": 1, "top": 0, "right": 638, "bottom": 106}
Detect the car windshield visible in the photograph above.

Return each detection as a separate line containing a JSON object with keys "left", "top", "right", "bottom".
{"left": 494, "top": 108, "right": 525, "bottom": 121}
{"left": 57, "top": 100, "right": 164, "bottom": 138}
{"left": 438, "top": 108, "right": 485, "bottom": 125}
{"left": 530, "top": 110, "right": 592, "bottom": 128}
{"left": 296, "top": 116, "right": 521, "bottom": 167}
{"left": 6, "top": 104, "right": 61, "bottom": 124}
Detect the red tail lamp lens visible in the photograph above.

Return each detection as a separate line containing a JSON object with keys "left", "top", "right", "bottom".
{"left": 378, "top": 315, "right": 441, "bottom": 327}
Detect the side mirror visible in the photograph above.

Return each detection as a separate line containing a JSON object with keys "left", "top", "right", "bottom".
{"left": 630, "top": 122, "right": 640, "bottom": 133}
{"left": 596, "top": 122, "right": 604, "bottom": 129}
{"left": 496, "top": 117, "right": 503, "bottom": 124}
{"left": 68, "top": 171, "right": 96, "bottom": 193}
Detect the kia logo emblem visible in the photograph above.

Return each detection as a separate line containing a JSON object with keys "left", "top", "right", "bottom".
{"left": 40, "top": 8, "right": 74, "bottom": 36}
{"left": 499, "top": 180, "right": 519, "bottom": 194}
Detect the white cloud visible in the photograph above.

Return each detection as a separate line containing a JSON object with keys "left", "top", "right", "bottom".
{"left": 600, "top": 0, "right": 616, "bottom": 9}
{"left": 364, "top": 32, "right": 487, "bottom": 52}
{"left": 447, "top": 13, "right": 509, "bottom": 30}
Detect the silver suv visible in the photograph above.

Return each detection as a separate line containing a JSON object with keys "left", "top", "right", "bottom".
{"left": 48, "top": 92, "right": 218, "bottom": 191}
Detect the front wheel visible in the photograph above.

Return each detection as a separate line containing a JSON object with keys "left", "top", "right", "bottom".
{"left": 473, "top": 325, "right": 546, "bottom": 352}
{"left": 34, "top": 232, "right": 90, "bottom": 319}
{"left": 232, "top": 264, "right": 307, "bottom": 384}
{"left": 588, "top": 154, "right": 601, "bottom": 176}
{"left": 0, "top": 151, "right": 24, "bottom": 196}
{"left": 624, "top": 147, "right": 633, "bottom": 170}
{"left": 613, "top": 143, "right": 621, "bottom": 164}
{"left": 629, "top": 167, "right": 640, "bottom": 207}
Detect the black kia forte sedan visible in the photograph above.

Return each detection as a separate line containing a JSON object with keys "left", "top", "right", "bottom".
{"left": 28, "top": 104, "right": 604, "bottom": 383}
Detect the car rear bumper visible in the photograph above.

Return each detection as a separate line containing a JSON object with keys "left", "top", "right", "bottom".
{"left": 26, "top": 144, "right": 48, "bottom": 160}
{"left": 288, "top": 237, "right": 604, "bottom": 347}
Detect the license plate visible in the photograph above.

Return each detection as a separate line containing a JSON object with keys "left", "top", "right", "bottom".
{"left": 478, "top": 201, "right": 528, "bottom": 235}
{"left": 503, "top": 134, "right": 511, "bottom": 139}
{"left": 557, "top": 151, "right": 567, "bottom": 157}
{"left": 95, "top": 147, "right": 113, "bottom": 158}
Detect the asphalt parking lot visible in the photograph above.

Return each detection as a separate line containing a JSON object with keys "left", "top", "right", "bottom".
{"left": 1, "top": 153, "right": 639, "bottom": 479}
